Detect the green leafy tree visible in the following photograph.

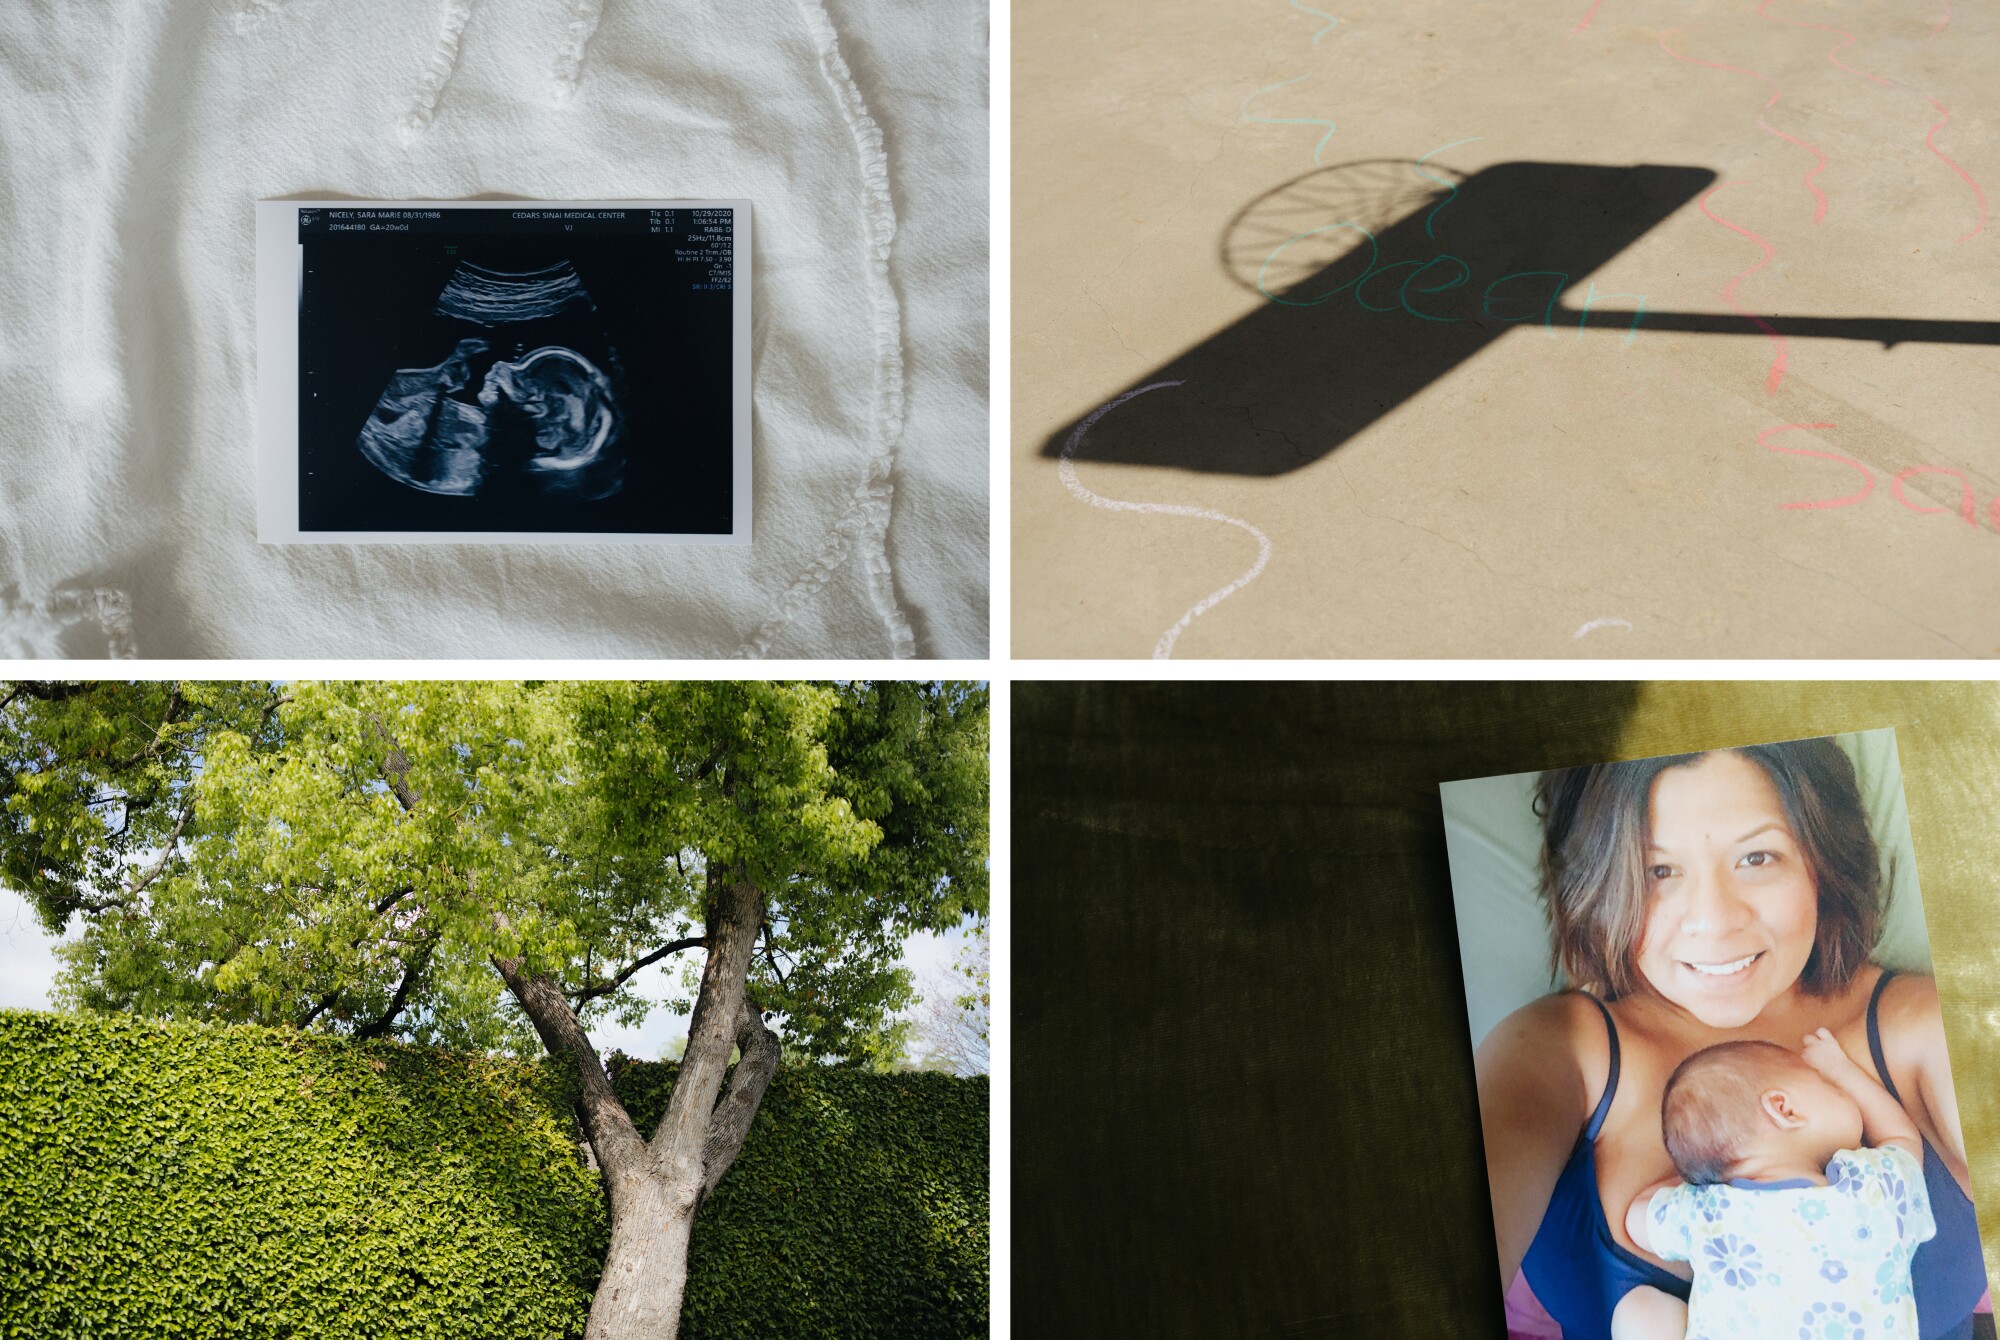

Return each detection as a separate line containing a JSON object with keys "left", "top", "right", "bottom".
{"left": 0, "top": 680, "right": 989, "bottom": 1340}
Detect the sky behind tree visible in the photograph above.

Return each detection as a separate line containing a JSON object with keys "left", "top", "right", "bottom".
{"left": 0, "top": 887, "right": 973, "bottom": 1062}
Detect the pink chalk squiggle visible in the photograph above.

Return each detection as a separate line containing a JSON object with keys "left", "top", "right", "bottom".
{"left": 1658, "top": 29, "right": 1830, "bottom": 224}
{"left": 1698, "top": 183, "right": 1790, "bottom": 394}
{"left": 1753, "top": 1, "right": 1985, "bottom": 242}
{"left": 1756, "top": 117, "right": 1829, "bottom": 223}
{"left": 1924, "top": 99, "right": 1987, "bottom": 243}
{"left": 1565, "top": 1, "right": 1604, "bottom": 43}
{"left": 1753, "top": 1, "right": 1895, "bottom": 86}
{"left": 1059, "top": 382, "right": 1273, "bottom": 660}
{"left": 1657, "top": 27, "right": 1782, "bottom": 96}
{"left": 1758, "top": 422, "right": 1875, "bottom": 508}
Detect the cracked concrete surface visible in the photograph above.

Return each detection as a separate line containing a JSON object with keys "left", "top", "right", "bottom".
{"left": 1014, "top": 0, "right": 2000, "bottom": 657}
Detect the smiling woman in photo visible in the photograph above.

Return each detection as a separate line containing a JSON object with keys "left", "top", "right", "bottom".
{"left": 1473, "top": 738, "right": 1987, "bottom": 1340}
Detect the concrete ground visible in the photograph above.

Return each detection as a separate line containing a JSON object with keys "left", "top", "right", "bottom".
{"left": 1014, "top": 0, "right": 2000, "bottom": 658}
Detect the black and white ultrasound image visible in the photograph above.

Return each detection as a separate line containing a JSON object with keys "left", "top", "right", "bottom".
{"left": 297, "top": 215, "right": 734, "bottom": 535}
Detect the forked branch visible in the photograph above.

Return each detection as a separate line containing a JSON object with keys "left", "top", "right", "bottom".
{"left": 569, "top": 935, "right": 708, "bottom": 1006}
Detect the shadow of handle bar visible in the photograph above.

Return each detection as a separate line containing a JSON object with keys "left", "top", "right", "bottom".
{"left": 1572, "top": 309, "right": 2000, "bottom": 348}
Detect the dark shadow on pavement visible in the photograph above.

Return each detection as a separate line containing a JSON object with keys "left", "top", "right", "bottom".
{"left": 1042, "top": 160, "right": 2000, "bottom": 477}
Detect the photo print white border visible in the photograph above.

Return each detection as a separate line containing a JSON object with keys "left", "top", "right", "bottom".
{"left": 255, "top": 198, "right": 753, "bottom": 545}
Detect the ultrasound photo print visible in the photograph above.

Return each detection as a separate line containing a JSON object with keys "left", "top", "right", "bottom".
{"left": 359, "top": 259, "right": 625, "bottom": 504}
{"left": 257, "top": 201, "right": 751, "bottom": 544}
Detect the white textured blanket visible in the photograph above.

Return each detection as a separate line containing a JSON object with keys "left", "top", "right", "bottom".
{"left": 0, "top": 0, "right": 987, "bottom": 657}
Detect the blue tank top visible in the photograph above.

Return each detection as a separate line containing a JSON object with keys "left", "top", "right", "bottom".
{"left": 1518, "top": 974, "right": 1987, "bottom": 1340}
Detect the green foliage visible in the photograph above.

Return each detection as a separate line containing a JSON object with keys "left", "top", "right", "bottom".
{"left": 0, "top": 1013, "right": 988, "bottom": 1340}
{"left": 0, "top": 681, "right": 991, "bottom": 1338}
{"left": 609, "top": 1057, "right": 990, "bottom": 1339}
{"left": 574, "top": 681, "right": 991, "bottom": 1061}
{"left": 1, "top": 681, "right": 989, "bottom": 1067}
{"left": 0, "top": 1009, "right": 607, "bottom": 1340}
{"left": 0, "top": 682, "right": 281, "bottom": 935}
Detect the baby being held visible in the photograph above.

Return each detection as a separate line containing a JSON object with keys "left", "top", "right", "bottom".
{"left": 1613, "top": 1027, "right": 1936, "bottom": 1340}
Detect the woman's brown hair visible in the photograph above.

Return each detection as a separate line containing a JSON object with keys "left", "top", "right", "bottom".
{"left": 1534, "top": 737, "right": 1883, "bottom": 999}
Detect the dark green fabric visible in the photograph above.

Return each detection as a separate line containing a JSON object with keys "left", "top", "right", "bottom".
{"left": 1013, "top": 682, "right": 2000, "bottom": 1339}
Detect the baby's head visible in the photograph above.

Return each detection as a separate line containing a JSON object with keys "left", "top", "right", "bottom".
{"left": 1661, "top": 1040, "right": 1864, "bottom": 1184}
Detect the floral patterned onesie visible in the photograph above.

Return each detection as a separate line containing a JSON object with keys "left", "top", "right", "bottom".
{"left": 1648, "top": 1146, "right": 1937, "bottom": 1340}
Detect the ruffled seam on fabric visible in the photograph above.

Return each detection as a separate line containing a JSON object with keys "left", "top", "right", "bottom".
{"left": 400, "top": 0, "right": 477, "bottom": 145}
{"left": 551, "top": 0, "right": 605, "bottom": 105}
{"left": 233, "top": 0, "right": 288, "bottom": 34}
{"left": 736, "top": 0, "right": 915, "bottom": 660}
{"left": 0, "top": 587, "right": 136, "bottom": 659}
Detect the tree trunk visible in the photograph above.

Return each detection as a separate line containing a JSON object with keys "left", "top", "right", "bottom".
{"left": 495, "top": 868, "right": 781, "bottom": 1340}
{"left": 582, "top": 1171, "right": 700, "bottom": 1340}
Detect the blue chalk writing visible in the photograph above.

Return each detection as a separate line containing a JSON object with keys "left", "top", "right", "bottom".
{"left": 1241, "top": 76, "right": 1338, "bottom": 164}
{"left": 1577, "top": 280, "right": 1648, "bottom": 343}
{"left": 1289, "top": 0, "right": 1339, "bottom": 43}
{"left": 1402, "top": 254, "right": 1472, "bottom": 321}
{"left": 1258, "top": 222, "right": 1379, "bottom": 306}
{"left": 1483, "top": 270, "right": 1570, "bottom": 333}
{"left": 1254, "top": 215, "right": 1643, "bottom": 348}
{"left": 1415, "top": 137, "right": 1484, "bottom": 239}
{"left": 1356, "top": 258, "right": 1431, "bottom": 312}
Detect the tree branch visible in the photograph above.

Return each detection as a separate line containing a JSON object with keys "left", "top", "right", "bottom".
{"left": 368, "top": 715, "right": 420, "bottom": 813}
{"left": 370, "top": 885, "right": 414, "bottom": 918}
{"left": 122, "top": 799, "right": 195, "bottom": 903}
{"left": 63, "top": 888, "right": 129, "bottom": 916}
{"left": 568, "top": 935, "right": 708, "bottom": 1006}
{"left": 761, "top": 923, "right": 790, "bottom": 989}
{"left": 290, "top": 888, "right": 426, "bottom": 1034}
{"left": 104, "top": 793, "right": 157, "bottom": 841}
{"left": 492, "top": 954, "right": 649, "bottom": 1188}
{"left": 647, "top": 868, "right": 763, "bottom": 1189}
{"left": 0, "top": 682, "right": 90, "bottom": 711}
{"left": 298, "top": 986, "right": 343, "bottom": 1030}
{"left": 111, "top": 687, "right": 183, "bottom": 767}
{"left": 699, "top": 998, "right": 781, "bottom": 1203}
{"left": 353, "top": 940, "right": 435, "bottom": 1040}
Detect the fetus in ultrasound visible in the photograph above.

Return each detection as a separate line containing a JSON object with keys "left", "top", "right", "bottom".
{"left": 355, "top": 259, "right": 626, "bottom": 502}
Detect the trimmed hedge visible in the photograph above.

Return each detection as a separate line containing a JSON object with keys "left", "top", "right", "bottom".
{"left": 0, "top": 1010, "right": 607, "bottom": 1340}
{"left": 612, "top": 1059, "right": 989, "bottom": 1339}
{"left": 0, "top": 1012, "right": 990, "bottom": 1340}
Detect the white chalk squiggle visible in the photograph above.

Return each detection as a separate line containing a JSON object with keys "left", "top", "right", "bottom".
{"left": 1572, "top": 617, "right": 1633, "bottom": 639}
{"left": 1059, "top": 381, "right": 1273, "bottom": 659}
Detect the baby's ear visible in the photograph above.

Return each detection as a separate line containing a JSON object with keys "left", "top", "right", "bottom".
{"left": 1761, "top": 1088, "right": 1807, "bottom": 1128}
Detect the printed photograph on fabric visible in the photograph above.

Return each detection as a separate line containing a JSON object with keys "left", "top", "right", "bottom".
{"left": 280, "top": 202, "right": 742, "bottom": 539}
{"left": 1440, "top": 732, "right": 1993, "bottom": 1340}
